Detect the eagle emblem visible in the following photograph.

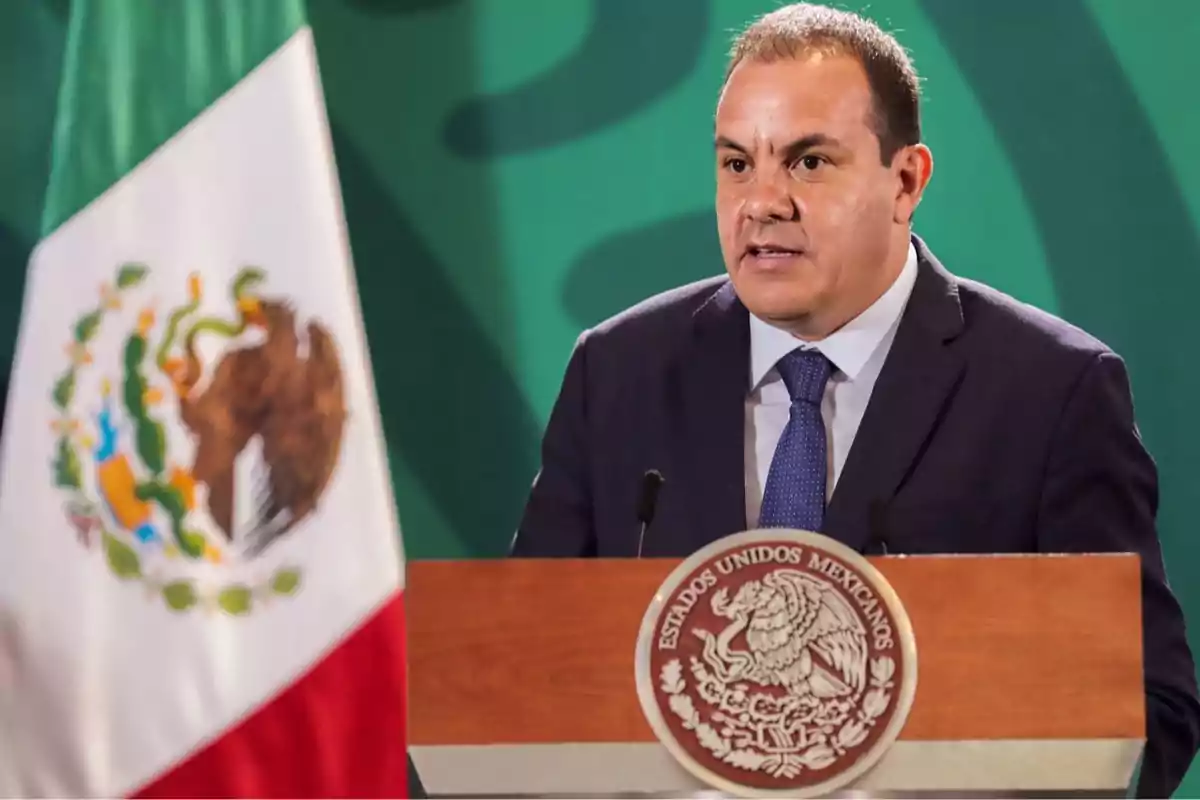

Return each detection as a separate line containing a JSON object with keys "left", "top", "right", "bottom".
{"left": 635, "top": 530, "right": 917, "bottom": 798}
{"left": 702, "top": 569, "right": 868, "bottom": 699}
{"left": 48, "top": 262, "right": 346, "bottom": 616}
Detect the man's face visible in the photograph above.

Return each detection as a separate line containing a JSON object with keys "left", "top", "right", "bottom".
{"left": 714, "top": 52, "right": 929, "bottom": 337}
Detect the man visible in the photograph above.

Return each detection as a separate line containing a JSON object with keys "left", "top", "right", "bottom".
{"left": 509, "top": 3, "right": 1200, "bottom": 796}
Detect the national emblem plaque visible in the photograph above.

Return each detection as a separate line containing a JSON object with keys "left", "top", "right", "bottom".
{"left": 634, "top": 529, "right": 918, "bottom": 798}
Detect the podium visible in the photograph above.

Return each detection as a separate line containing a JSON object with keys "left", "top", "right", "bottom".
{"left": 407, "top": 553, "right": 1144, "bottom": 798}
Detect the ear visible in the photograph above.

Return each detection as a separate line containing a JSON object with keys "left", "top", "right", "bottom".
{"left": 892, "top": 144, "right": 933, "bottom": 225}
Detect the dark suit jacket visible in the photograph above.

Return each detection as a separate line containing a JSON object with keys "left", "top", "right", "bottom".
{"left": 511, "top": 235, "right": 1200, "bottom": 797}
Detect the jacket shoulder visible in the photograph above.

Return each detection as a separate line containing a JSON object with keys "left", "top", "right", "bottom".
{"left": 583, "top": 275, "right": 730, "bottom": 349}
{"left": 955, "top": 275, "right": 1116, "bottom": 364}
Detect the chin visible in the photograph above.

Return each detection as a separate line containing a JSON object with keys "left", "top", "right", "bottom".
{"left": 743, "top": 297, "right": 817, "bottom": 326}
{"left": 732, "top": 280, "right": 818, "bottom": 323}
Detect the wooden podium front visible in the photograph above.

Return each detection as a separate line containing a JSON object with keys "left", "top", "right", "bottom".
{"left": 407, "top": 554, "right": 1144, "bottom": 797}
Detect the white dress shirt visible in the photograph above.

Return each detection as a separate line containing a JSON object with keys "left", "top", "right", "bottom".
{"left": 744, "top": 243, "right": 919, "bottom": 527}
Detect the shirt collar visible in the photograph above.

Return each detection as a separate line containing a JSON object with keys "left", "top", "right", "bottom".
{"left": 749, "top": 241, "right": 919, "bottom": 390}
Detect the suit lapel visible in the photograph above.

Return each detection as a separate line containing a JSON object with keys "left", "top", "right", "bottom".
{"left": 824, "top": 238, "right": 967, "bottom": 550}
{"left": 671, "top": 281, "right": 749, "bottom": 551}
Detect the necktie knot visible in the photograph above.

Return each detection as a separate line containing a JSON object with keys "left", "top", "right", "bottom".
{"left": 776, "top": 349, "right": 832, "bottom": 406}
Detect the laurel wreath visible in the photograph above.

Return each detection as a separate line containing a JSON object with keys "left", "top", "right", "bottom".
{"left": 50, "top": 262, "right": 301, "bottom": 617}
{"left": 660, "top": 655, "right": 895, "bottom": 779}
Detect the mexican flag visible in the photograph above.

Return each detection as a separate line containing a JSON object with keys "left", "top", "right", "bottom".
{"left": 0, "top": 1, "right": 408, "bottom": 796}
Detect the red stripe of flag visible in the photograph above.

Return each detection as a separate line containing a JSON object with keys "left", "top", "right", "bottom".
{"left": 132, "top": 592, "right": 408, "bottom": 798}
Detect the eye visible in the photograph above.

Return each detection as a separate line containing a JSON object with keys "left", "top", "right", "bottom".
{"left": 723, "top": 156, "right": 750, "bottom": 174}
{"left": 796, "top": 155, "right": 826, "bottom": 171}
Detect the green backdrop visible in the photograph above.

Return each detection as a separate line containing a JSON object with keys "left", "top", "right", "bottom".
{"left": 4, "top": 0, "right": 1200, "bottom": 792}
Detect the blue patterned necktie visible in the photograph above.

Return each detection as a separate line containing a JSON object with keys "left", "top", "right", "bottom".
{"left": 757, "top": 348, "right": 833, "bottom": 532}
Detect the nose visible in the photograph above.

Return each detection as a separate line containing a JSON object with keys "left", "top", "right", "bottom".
{"left": 742, "top": 171, "right": 799, "bottom": 223}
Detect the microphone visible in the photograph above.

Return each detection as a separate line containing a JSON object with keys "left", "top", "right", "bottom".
{"left": 865, "top": 499, "right": 891, "bottom": 556}
{"left": 635, "top": 469, "right": 665, "bottom": 558}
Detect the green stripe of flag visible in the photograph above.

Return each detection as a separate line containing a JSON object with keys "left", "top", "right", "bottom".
{"left": 42, "top": 0, "right": 306, "bottom": 237}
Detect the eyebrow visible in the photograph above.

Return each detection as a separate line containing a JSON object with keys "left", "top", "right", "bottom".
{"left": 714, "top": 133, "right": 843, "bottom": 160}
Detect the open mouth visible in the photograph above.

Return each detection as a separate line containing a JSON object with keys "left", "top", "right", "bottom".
{"left": 746, "top": 245, "right": 804, "bottom": 258}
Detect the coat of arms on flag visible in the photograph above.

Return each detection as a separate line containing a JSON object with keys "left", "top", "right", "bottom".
{"left": 51, "top": 263, "right": 347, "bottom": 616}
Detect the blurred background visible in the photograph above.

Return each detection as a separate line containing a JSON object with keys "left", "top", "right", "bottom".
{"left": 4, "top": 0, "right": 1200, "bottom": 785}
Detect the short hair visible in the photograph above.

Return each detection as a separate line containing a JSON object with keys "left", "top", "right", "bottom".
{"left": 725, "top": 3, "right": 921, "bottom": 165}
